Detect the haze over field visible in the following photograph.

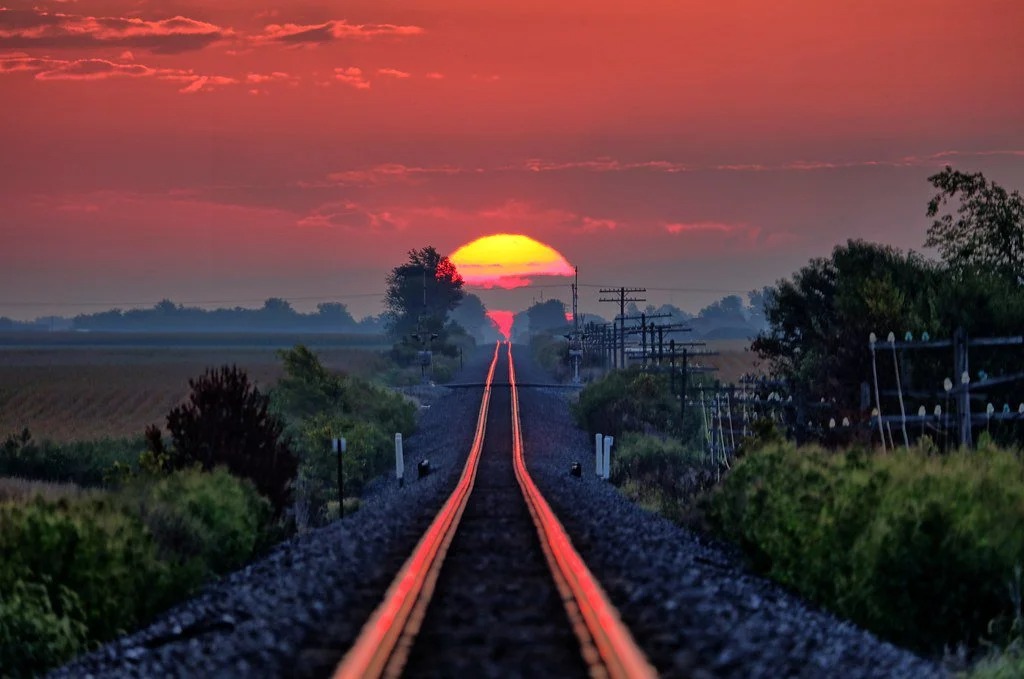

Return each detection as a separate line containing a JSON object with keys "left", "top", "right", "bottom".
{"left": 2, "top": 0, "right": 1022, "bottom": 320}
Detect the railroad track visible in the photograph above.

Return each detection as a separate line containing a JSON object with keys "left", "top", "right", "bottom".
{"left": 333, "top": 342, "right": 656, "bottom": 678}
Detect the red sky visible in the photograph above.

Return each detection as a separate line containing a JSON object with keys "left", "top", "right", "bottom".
{"left": 2, "top": 0, "right": 1023, "bottom": 320}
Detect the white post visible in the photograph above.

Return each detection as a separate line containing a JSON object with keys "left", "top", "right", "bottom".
{"left": 395, "top": 433, "right": 404, "bottom": 487}
{"left": 595, "top": 433, "right": 603, "bottom": 477}
{"left": 602, "top": 435, "right": 614, "bottom": 481}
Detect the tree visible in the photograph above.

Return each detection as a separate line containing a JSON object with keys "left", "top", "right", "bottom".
{"left": 384, "top": 246, "right": 465, "bottom": 342}
{"left": 450, "top": 293, "right": 499, "bottom": 343}
{"left": 527, "top": 299, "right": 569, "bottom": 333}
{"left": 925, "top": 166, "right": 1024, "bottom": 283}
{"left": 752, "top": 240, "right": 943, "bottom": 419}
{"left": 146, "top": 365, "right": 297, "bottom": 518}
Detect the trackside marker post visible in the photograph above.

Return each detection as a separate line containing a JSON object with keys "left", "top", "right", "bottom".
{"left": 602, "top": 435, "right": 614, "bottom": 481}
{"left": 595, "top": 433, "right": 603, "bottom": 477}
{"left": 395, "top": 433, "right": 404, "bottom": 487}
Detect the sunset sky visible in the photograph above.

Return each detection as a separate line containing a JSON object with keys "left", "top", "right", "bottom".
{"left": 2, "top": 0, "right": 1023, "bottom": 321}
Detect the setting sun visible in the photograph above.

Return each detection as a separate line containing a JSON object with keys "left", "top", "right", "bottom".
{"left": 449, "top": 234, "right": 575, "bottom": 289}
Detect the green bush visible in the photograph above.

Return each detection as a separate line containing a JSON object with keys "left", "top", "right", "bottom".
{"left": 0, "top": 497, "right": 168, "bottom": 643}
{"left": 572, "top": 369, "right": 682, "bottom": 438}
{"left": 610, "top": 434, "right": 718, "bottom": 522}
{"left": 0, "top": 468, "right": 271, "bottom": 676}
{"left": 0, "top": 578, "right": 88, "bottom": 678}
{"left": 122, "top": 468, "right": 271, "bottom": 577}
{"left": 272, "top": 345, "right": 416, "bottom": 527}
{"left": 0, "top": 431, "right": 144, "bottom": 487}
{"left": 706, "top": 441, "right": 1024, "bottom": 654}
{"left": 146, "top": 365, "right": 298, "bottom": 518}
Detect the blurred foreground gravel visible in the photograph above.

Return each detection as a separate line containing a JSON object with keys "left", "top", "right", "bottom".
{"left": 52, "top": 344, "right": 945, "bottom": 678}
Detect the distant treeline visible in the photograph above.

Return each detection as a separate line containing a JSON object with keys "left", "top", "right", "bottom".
{"left": 0, "top": 298, "right": 384, "bottom": 334}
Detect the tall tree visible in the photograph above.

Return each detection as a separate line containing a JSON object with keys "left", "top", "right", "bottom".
{"left": 384, "top": 246, "right": 465, "bottom": 341}
{"left": 925, "top": 166, "right": 1024, "bottom": 283}
{"left": 752, "top": 240, "right": 942, "bottom": 416}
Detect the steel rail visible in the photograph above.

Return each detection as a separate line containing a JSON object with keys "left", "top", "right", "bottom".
{"left": 332, "top": 342, "right": 500, "bottom": 679}
{"left": 508, "top": 343, "right": 657, "bottom": 679}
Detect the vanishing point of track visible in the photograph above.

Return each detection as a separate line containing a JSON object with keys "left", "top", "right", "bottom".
{"left": 333, "top": 342, "right": 656, "bottom": 678}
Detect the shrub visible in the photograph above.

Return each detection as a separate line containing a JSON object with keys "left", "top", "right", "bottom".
{"left": 706, "top": 441, "right": 1024, "bottom": 654}
{"left": 0, "top": 431, "right": 144, "bottom": 487}
{"left": 572, "top": 368, "right": 685, "bottom": 438}
{"left": 0, "top": 497, "right": 169, "bottom": 643}
{"left": 272, "top": 346, "right": 415, "bottom": 527}
{"left": 0, "top": 578, "right": 88, "bottom": 678}
{"left": 122, "top": 468, "right": 271, "bottom": 577}
{"left": 147, "top": 365, "right": 297, "bottom": 518}
{"left": 610, "top": 434, "right": 718, "bottom": 522}
{"left": 0, "top": 468, "right": 272, "bottom": 676}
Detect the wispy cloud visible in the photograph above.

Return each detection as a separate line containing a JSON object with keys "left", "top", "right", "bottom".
{"left": 376, "top": 67, "right": 410, "bottom": 78}
{"left": 258, "top": 20, "right": 423, "bottom": 45}
{"left": 665, "top": 221, "right": 737, "bottom": 234}
{"left": 324, "top": 163, "right": 472, "bottom": 186}
{"left": 0, "top": 8, "right": 230, "bottom": 53}
{"left": 1, "top": 54, "right": 239, "bottom": 92}
{"left": 334, "top": 66, "right": 369, "bottom": 89}
{"left": 522, "top": 157, "right": 687, "bottom": 173}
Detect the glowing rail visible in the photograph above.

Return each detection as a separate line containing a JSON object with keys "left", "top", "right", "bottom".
{"left": 333, "top": 342, "right": 499, "bottom": 679}
{"left": 508, "top": 342, "right": 656, "bottom": 679}
{"left": 334, "top": 342, "right": 655, "bottom": 678}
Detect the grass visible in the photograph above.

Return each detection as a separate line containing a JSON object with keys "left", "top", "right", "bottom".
{"left": 0, "top": 344, "right": 394, "bottom": 441}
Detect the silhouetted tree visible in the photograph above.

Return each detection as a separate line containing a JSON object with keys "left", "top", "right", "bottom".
{"left": 148, "top": 366, "right": 297, "bottom": 518}
{"left": 384, "top": 246, "right": 464, "bottom": 342}
{"left": 925, "top": 166, "right": 1024, "bottom": 283}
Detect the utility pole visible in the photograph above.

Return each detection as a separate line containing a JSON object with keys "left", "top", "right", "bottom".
{"left": 599, "top": 287, "right": 645, "bottom": 369}
{"left": 567, "top": 267, "right": 582, "bottom": 383}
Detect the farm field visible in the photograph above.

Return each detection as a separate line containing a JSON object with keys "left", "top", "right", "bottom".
{"left": 699, "top": 339, "right": 764, "bottom": 384}
{"left": 0, "top": 334, "right": 393, "bottom": 442}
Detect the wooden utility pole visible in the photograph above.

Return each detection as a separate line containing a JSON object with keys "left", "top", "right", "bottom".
{"left": 599, "top": 287, "right": 646, "bottom": 368}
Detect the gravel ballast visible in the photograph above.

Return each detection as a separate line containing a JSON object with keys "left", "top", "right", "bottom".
{"left": 52, "top": 343, "right": 946, "bottom": 677}
{"left": 511, "top": 347, "right": 945, "bottom": 678}
{"left": 50, "top": 349, "right": 496, "bottom": 679}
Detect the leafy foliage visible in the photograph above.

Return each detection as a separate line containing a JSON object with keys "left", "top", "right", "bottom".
{"left": 610, "top": 434, "right": 716, "bottom": 522}
{"left": 0, "top": 431, "right": 144, "bottom": 487}
{"left": 751, "top": 239, "right": 1024, "bottom": 444}
{"left": 147, "top": 365, "right": 297, "bottom": 518}
{"left": 706, "top": 441, "right": 1024, "bottom": 654}
{"left": 572, "top": 368, "right": 694, "bottom": 438}
{"left": 384, "top": 246, "right": 465, "bottom": 345}
{"left": 0, "top": 469, "right": 271, "bottom": 677}
{"left": 271, "top": 346, "right": 416, "bottom": 527}
{"left": 925, "top": 166, "right": 1024, "bottom": 284}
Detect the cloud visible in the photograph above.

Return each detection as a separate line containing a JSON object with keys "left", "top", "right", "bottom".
{"left": 246, "top": 71, "right": 292, "bottom": 83}
{"left": 425, "top": 72, "right": 444, "bottom": 79}
{"left": 0, "top": 8, "right": 230, "bottom": 53}
{"left": 2, "top": 54, "right": 239, "bottom": 92}
{"left": 334, "top": 66, "right": 369, "bottom": 89}
{"left": 297, "top": 200, "right": 407, "bottom": 230}
{"left": 34, "top": 58, "right": 160, "bottom": 80}
{"left": 178, "top": 74, "right": 238, "bottom": 94}
{"left": 663, "top": 220, "right": 790, "bottom": 251}
{"left": 521, "top": 157, "right": 687, "bottom": 173}
{"left": 665, "top": 221, "right": 736, "bottom": 234}
{"left": 324, "top": 163, "right": 470, "bottom": 186}
{"left": 376, "top": 67, "right": 410, "bottom": 78}
{"left": 258, "top": 20, "right": 423, "bottom": 45}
